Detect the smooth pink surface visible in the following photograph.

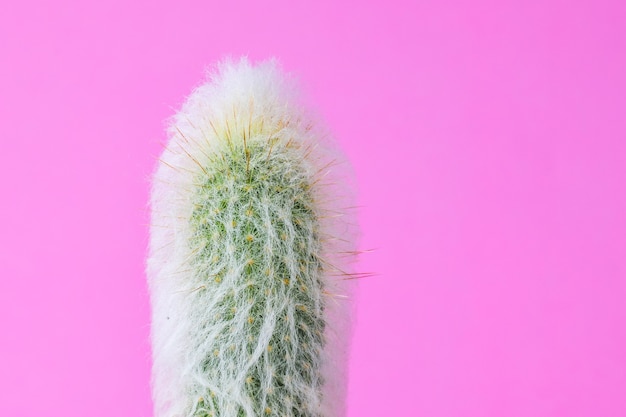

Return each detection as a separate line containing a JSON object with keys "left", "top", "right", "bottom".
{"left": 2, "top": 1, "right": 625, "bottom": 416}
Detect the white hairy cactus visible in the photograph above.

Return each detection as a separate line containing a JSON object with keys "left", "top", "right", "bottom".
{"left": 147, "top": 57, "right": 358, "bottom": 417}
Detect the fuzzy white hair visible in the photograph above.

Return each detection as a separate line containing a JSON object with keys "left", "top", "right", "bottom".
{"left": 147, "top": 57, "right": 358, "bottom": 417}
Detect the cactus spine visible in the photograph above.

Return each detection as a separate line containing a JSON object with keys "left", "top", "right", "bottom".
{"left": 147, "top": 58, "right": 357, "bottom": 417}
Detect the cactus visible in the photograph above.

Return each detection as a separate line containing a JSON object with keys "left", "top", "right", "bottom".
{"left": 147, "top": 58, "right": 358, "bottom": 417}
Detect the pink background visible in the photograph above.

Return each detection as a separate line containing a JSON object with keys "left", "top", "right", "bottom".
{"left": 1, "top": 1, "right": 625, "bottom": 416}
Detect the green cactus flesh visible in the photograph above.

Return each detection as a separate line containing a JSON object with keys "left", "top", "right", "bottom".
{"left": 186, "top": 137, "right": 326, "bottom": 417}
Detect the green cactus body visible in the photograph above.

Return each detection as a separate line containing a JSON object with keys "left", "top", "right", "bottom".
{"left": 188, "top": 138, "right": 326, "bottom": 417}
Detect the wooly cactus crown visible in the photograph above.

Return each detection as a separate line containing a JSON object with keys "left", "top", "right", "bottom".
{"left": 147, "top": 58, "right": 358, "bottom": 417}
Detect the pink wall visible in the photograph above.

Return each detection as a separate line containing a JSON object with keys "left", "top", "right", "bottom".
{"left": 1, "top": 1, "right": 625, "bottom": 416}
